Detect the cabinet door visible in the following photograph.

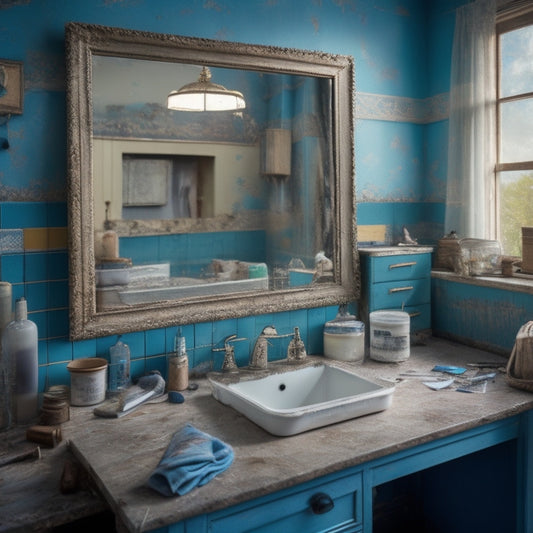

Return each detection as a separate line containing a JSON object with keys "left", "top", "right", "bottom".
{"left": 209, "top": 471, "right": 362, "bottom": 533}
{"left": 369, "top": 254, "right": 431, "bottom": 283}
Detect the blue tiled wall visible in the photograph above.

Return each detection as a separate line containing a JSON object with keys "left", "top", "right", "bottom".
{"left": 0, "top": 0, "right": 467, "bottom": 391}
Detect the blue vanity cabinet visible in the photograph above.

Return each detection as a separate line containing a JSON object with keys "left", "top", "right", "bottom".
{"left": 155, "top": 412, "right": 532, "bottom": 533}
{"left": 359, "top": 247, "right": 433, "bottom": 333}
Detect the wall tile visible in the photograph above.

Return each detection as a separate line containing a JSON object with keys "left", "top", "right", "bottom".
{"left": 31, "top": 310, "right": 47, "bottom": 339}
{"left": 235, "top": 316, "right": 255, "bottom": 366}
{"left": 46, "top": 202, "right": 68, "bottom": 227}
{"left": 47, "top": 228, "right": 68, "bottom": 250}
{"left": 130, "top": 358, "right": 146, "bottom": 380}
{"left": 38, "top": 365, "right": 47, "bottom": 393}
{"left": 1, "top": 203, "right": 47, "bottom": 229}
{"left": 46, "top": 362, "right": 70, "bottom": 388}
{"left": 145, "top": 354, "right": 166, "bottom": 377}
{"left": 1, "top": 254, "right": 24, "bottom": 283}
{"left": 38, "top": 340, "right": 47, "bottom": 366}
{"left": 145, "top": 328, "right": 166, "bottom": 356}
{"left": 26, "top": 281, "right": 48, "bottom": 311}
{"left": 307, "top": 306, "right": 326, "bottom": 354}
{"left": 48, "top": 280, "right": 69, "bottom": 309}
{"left": 47, "top": 338, "right": 73, "bottom": 364}
{"left": 119, "top": 331, "right": 145, "bottom": 359}
{"left": 47, "top": 309, "right": 69, "bottom": 338}
{"left": 73, "top": 338, "right": 97, "bottom": 359}
{"left": 24, "top": 228, "right": 48, "bottom": 251}
{"left": 47, "top": 252, "right": 69, "bottom": 280}
{"left": 193, "top": 322, "right": 212, "bottom": 369}
{"left": 25, "top": 252, "right": 48, "bottom": 282}
{"left": 0, "top": 230, "right": 24, "bottom": 254}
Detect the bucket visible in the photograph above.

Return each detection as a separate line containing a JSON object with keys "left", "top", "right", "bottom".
{"left": 67, "top": 358, "right": 108, "bottom": 406}
{"left": 323, "top": 319, "right": 365, "bottom": 362}
{"left": 369, "top": 310, "right": 410, "bottom": 363}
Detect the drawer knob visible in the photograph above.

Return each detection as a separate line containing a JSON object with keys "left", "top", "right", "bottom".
{"left": 310, "top": 492, "right": 335, "bottom": 514}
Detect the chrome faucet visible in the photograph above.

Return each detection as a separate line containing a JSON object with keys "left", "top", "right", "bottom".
{"left": 249, "top": 326, "right": 278, "bottom": 370}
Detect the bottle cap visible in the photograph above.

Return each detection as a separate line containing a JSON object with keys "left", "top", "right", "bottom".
{"left": 14, "top": 297, "right": 27, "bottom": 321}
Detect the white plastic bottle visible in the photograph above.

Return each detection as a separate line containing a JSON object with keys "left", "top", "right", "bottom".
{"left": 2, "top": 298, "right": 38, "bottom": 424}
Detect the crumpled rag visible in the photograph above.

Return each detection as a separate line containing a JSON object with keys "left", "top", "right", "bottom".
{"left": 148, "top": 423, "right": 234, "bottom": 496}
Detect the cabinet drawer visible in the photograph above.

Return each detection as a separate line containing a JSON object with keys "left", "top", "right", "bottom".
{"left": 209, "top": 471, "right": 362, "bottom": 533}
{"left": 369, "top": 278, "right": 430, "bottom": 310}
{"left": 369, "top": 254, "right": 431, "bottom": 283}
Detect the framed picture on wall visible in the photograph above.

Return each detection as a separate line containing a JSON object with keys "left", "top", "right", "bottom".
{"left": 0, "top": 59, "right": 23, "bottom": 115}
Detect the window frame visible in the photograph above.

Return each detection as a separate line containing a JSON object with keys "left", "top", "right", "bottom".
{"left": 495, "top": 6, "right": 533, "bottom": 244}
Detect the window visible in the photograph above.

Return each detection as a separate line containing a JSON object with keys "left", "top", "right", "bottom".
{"left": 496, "top": 7, "right": 533, "bottom": 255}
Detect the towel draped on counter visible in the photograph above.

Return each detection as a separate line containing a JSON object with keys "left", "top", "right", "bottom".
{"left": 148, "top": 423, "right": 234, "bottom": 496}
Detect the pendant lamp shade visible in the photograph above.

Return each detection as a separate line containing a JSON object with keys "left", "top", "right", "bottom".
{"left": 167, "top": 66, "right": 246, "bottom": 112}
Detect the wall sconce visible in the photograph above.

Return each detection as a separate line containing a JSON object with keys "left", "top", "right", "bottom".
{"left": 167, "top": 66, "right": 246, "bottom": 112}
{"left": 261, "top": 128, "right": 291, "bottom": 177}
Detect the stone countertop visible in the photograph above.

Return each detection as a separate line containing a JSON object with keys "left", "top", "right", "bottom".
{"left": 0, "top": 426, "right": 108, "bottom": 533}
{"left": 63, "top": 337, "right": 533, "bottom": 532}
{"left": 358, "top": 245, "right": 434, "bottom": 256}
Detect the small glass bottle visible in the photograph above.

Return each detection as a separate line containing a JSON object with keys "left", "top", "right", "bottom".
{"left": 168, "top": 330, "right": 188, "bottom": 391}
{"left": 287, "top": 326, "right": 307, "bottom": 363}
{"left": 2, "top": 298, "right": 38, "bottom": 425}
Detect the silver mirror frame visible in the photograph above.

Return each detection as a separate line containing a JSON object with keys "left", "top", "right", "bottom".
{"left": 66, "top": 22, "right": 359, "bottom": 340}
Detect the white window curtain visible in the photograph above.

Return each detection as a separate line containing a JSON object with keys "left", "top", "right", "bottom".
{"left": 445, "top": 0, "right": 497, "bottom": 239}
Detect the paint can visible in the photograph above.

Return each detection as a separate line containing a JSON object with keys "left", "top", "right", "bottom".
{"left": 67, "top": 358, "right": 108, "bottom": 406}
{"left": 369, "top": 310, "right": 410, "bottom": 362}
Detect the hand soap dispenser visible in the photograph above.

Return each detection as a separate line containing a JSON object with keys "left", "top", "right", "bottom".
{"left": 2, "top": 297, "right": 38, "bottom": 424}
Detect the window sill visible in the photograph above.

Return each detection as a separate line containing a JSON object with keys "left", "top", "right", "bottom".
{"left": 432, "top": 269, "right": 533, "bottom": 296}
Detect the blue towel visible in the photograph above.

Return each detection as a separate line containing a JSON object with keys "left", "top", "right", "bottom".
{"left": 148, "top": 423, "right": 234, "bottom": 496}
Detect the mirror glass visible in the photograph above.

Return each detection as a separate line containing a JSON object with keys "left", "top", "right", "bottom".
{"left": 66, "top": 23, "right": 358, "bottom": 340}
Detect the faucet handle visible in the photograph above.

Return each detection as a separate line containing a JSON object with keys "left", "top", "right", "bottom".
{"left": 212, "top": 334, "right": 246, "bottom": 373}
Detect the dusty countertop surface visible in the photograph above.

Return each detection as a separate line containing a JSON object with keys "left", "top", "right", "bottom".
{"left": 57, "top": 337, "right": 533, "bottom": 533}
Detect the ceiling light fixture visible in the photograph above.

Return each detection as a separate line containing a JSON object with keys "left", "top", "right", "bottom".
{"left": 167, "top": 66, "right": 246, "bottom": 112}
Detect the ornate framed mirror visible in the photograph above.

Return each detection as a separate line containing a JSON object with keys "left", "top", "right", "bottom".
{"left": 66, "top": 22, "right": 358, "bottom": 340}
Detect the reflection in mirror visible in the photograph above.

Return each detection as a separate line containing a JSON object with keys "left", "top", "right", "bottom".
{"left": 92, "top": 57, "right": 334, "bottom": 309}
{"left": 66, "top": 23, "right": 358, "bottom": 339}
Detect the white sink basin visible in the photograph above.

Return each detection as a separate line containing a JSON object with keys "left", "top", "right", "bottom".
{"left": 209, "top": 363, "right": 395, "bottom": 436}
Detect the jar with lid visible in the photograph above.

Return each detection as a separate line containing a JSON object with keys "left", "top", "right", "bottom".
{"left": 323, "top": 307, "right": 365, "bottom": 362}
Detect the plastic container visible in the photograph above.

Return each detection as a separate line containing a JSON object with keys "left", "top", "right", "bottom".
{"left": 369, "top": 310, "right": 410, "bottom": 363}
{"left": 108, "top": 337, "right": 131, "bottom": 393}
{"left": 2, "top": 298, "right": 38, "bottom": 424}
{"left": 67, "top": 358, "right": 108, "bottom": 406}
{"left": 323, "top": 316, "right": 365, "bottom": 362}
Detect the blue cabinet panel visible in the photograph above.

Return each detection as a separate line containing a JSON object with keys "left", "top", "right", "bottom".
{"left": 209, "top": 471, "right": 362, "bottom": 533}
